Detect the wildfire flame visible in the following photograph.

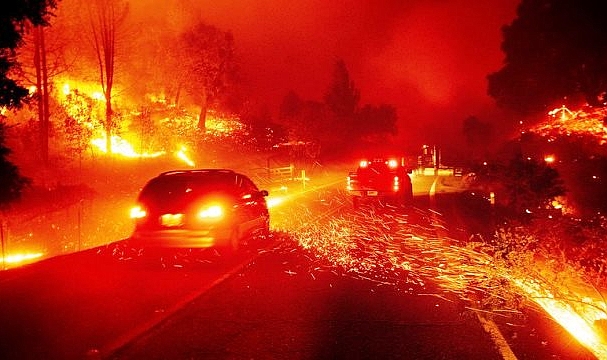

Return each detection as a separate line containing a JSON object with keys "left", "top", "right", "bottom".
{"left": 175, "top": 146, "right": 195, "bottom": 167}
{"left": 513, "top": 276, "right": 607, "bottom": 355}
{"left": 533, "top": 105, "right": 607, "bottom": 145}
{"left": 91, "top": 135, "right": 165, "bottom": 158}
{"left": 2, "top": 252, "right": 44, "bottom": 267}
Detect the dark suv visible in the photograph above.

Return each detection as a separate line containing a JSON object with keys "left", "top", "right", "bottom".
{"left": 127, "top": 169, "right": 270, "bottom": 252}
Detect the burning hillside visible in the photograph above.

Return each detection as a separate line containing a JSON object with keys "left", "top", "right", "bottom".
{"left": 530, "top": 105, "right": 607, "bottom": 145}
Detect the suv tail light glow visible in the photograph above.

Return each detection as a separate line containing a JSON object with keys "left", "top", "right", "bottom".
{"left": 198, "top": 204, "right": 224, "bottom": 219}
{"left": 130, "top": 205, "right": 147, "bottom": 219}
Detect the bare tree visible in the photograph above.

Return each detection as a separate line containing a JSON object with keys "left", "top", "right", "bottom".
{"left": 4, "top": 0, "right": 59, "bottom": 164}
{"left": 32, "top": 26, "right": 51, "bottom": 163}
{"left": 85, "top": 0, "right": 129, "bottom": 154}
{"left": 15, "top": 21, "right": 74, "bottom": 165}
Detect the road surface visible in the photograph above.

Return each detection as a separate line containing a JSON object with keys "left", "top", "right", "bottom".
{"left": 0, "top": 172, "right": 596, "bottom": 359}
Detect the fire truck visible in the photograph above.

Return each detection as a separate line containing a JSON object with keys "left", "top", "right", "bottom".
{"left": 346, "top": 157, "right": 414, "bottom": 208}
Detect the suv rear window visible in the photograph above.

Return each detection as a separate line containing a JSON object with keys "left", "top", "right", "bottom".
{"left": 139, "top": 173, "right": 238, "bottom": 203}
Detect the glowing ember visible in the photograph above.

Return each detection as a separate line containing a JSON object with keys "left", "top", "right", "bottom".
{"left": 281, "top": 192, "right": 607, "bottom": 358}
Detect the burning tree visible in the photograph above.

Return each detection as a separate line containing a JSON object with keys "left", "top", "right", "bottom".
{"left": 57, "top": 90, "right": 96, "bottom": 165}
{"left": 84, "top": 0, "right": 129, "bottom": 154}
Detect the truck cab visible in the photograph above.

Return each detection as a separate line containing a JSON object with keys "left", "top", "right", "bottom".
{"left": 346, "top": 157, "right": 413, "bottom": 208}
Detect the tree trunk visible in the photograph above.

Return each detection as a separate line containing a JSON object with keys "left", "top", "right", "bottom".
{"left": 198, "top": 104, "right": 207, "bottom": 133}
{"left": 105, "top": 96, "right": 112, "bottom": 154}
{"left": 175, "top": 82, "right": 182, "bottom": 107}
{"left": 33, "top": 29, "right": 43, "bottom": 158}
{"left": 40, "top": 27, "right": 50, "bottom": 165}
{"left": 33, "top": 26, "right": 49, "bottom": 165}
{"left": 197, "top": 89, "right": 208, "bottom": 132}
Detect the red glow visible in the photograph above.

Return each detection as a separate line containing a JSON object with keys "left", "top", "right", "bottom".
{"left": 127, "top": 0, "right": 519, "bottom": 144}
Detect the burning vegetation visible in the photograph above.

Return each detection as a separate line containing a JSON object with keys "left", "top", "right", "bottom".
{"left": 532, "top": 105, "right": 607, "bottom": 145}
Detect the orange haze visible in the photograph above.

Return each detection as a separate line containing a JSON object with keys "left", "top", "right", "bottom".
{"left": 110, "top": 0, "right": 519, "bottom": 148}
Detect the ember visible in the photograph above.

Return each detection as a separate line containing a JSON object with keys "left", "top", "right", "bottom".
{"left": 284, "top": 192, "right": 607, "bottom": 358}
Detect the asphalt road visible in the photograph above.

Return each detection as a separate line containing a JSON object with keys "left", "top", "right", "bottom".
{"left": 0, "top": 174, "right": 597, "bottom": 360}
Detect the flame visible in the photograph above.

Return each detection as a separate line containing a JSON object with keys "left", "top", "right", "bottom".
{"left": 91, "top": 135, "right": 165, "bottom": 158}
{"left": 2, "top": 252, "right": 44, "bottom": 266}
{"left": 513, "top": 277, "right": 607, "bottom": 357}
{"left": 91, "top": 136, "right": 199, "bottom": 168}
{"left": 175, "top": 146, "right": 195, "bottom": 167}
{"left": 91, "top": 92, "right": 105, "bottom": 101}
{"left": 533, "top": 106, "right": 607, "bottom": 144}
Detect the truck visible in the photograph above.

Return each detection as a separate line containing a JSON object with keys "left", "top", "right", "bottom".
{"left": 346, "top": 157, "right": 414, "bottom": 208}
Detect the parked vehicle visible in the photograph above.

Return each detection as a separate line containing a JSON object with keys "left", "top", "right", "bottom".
{"left": 347, "top": 158, "right": 413, "bottom": 208}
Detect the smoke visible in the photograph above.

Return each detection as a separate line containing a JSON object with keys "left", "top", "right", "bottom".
{"left": 63, "top": 0, "right": 520, "bottom": 147}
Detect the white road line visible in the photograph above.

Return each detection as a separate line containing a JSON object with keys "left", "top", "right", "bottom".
{"left": 477, "top": 313, "right": 518, "bottom": 360}
{"left": 98, "top": 256, "right": 255, "bottom": 358}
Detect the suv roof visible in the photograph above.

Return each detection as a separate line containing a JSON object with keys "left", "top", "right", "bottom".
{"left": 158, "top": 169, "right": 236, "bottom": 177}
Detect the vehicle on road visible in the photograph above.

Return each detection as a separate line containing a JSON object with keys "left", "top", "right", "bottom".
{"left": 346, "top": 157, "right": 413, "bottom": 208}
{"left": 126, "top": 169, "right": 270, "bottom": 252}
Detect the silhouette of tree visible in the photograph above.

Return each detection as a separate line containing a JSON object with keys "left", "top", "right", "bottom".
{"left": 463, "top": 116, "right": 493, "bottom": 160}
{"left": 488, "top": 0, "right": 607, "bottom": 116}
{"left": 475, "top": 152, "right": 566, "bottom": 217}
{"left": 0, "top": 122, "right": 31, "bottom": 208}
{"left": 279, "top": 90, "right": 303, "bottom": 120}
{"left": 85, "top": 0, "right": 129, "bottom": 154}
{"left": 0, "top": 0, "right": 57, "bottom": 108}
{"left": 324, "top": 59, "right": 360, "bottom": 119}
{"left": 177, "top": 22, "right": 238, "bottom": 132}
{"left": 356, "top": 104, "right": 397, "bottom": 139}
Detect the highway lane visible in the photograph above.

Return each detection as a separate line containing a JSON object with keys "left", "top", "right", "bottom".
{"left": 0, "top": 174, "right": 596, "bottom": 360}
{"left": 110, "top": 241, "right": 505, "bottom": 360}
{"left": 0, "top": 243, "right": 271, "bottom": 359}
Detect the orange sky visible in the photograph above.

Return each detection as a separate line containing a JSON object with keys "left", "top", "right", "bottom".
{"left": 134, "top": 0, "right": 520, "bottom": 148}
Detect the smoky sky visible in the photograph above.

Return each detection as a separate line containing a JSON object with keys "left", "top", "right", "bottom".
{"left": 135, "top": 0, "right": 519, "bottom": 147}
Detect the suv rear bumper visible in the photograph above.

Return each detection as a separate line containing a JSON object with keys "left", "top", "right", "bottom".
{"left": 129, "top": 228, "right": 233, "bottom": 248}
